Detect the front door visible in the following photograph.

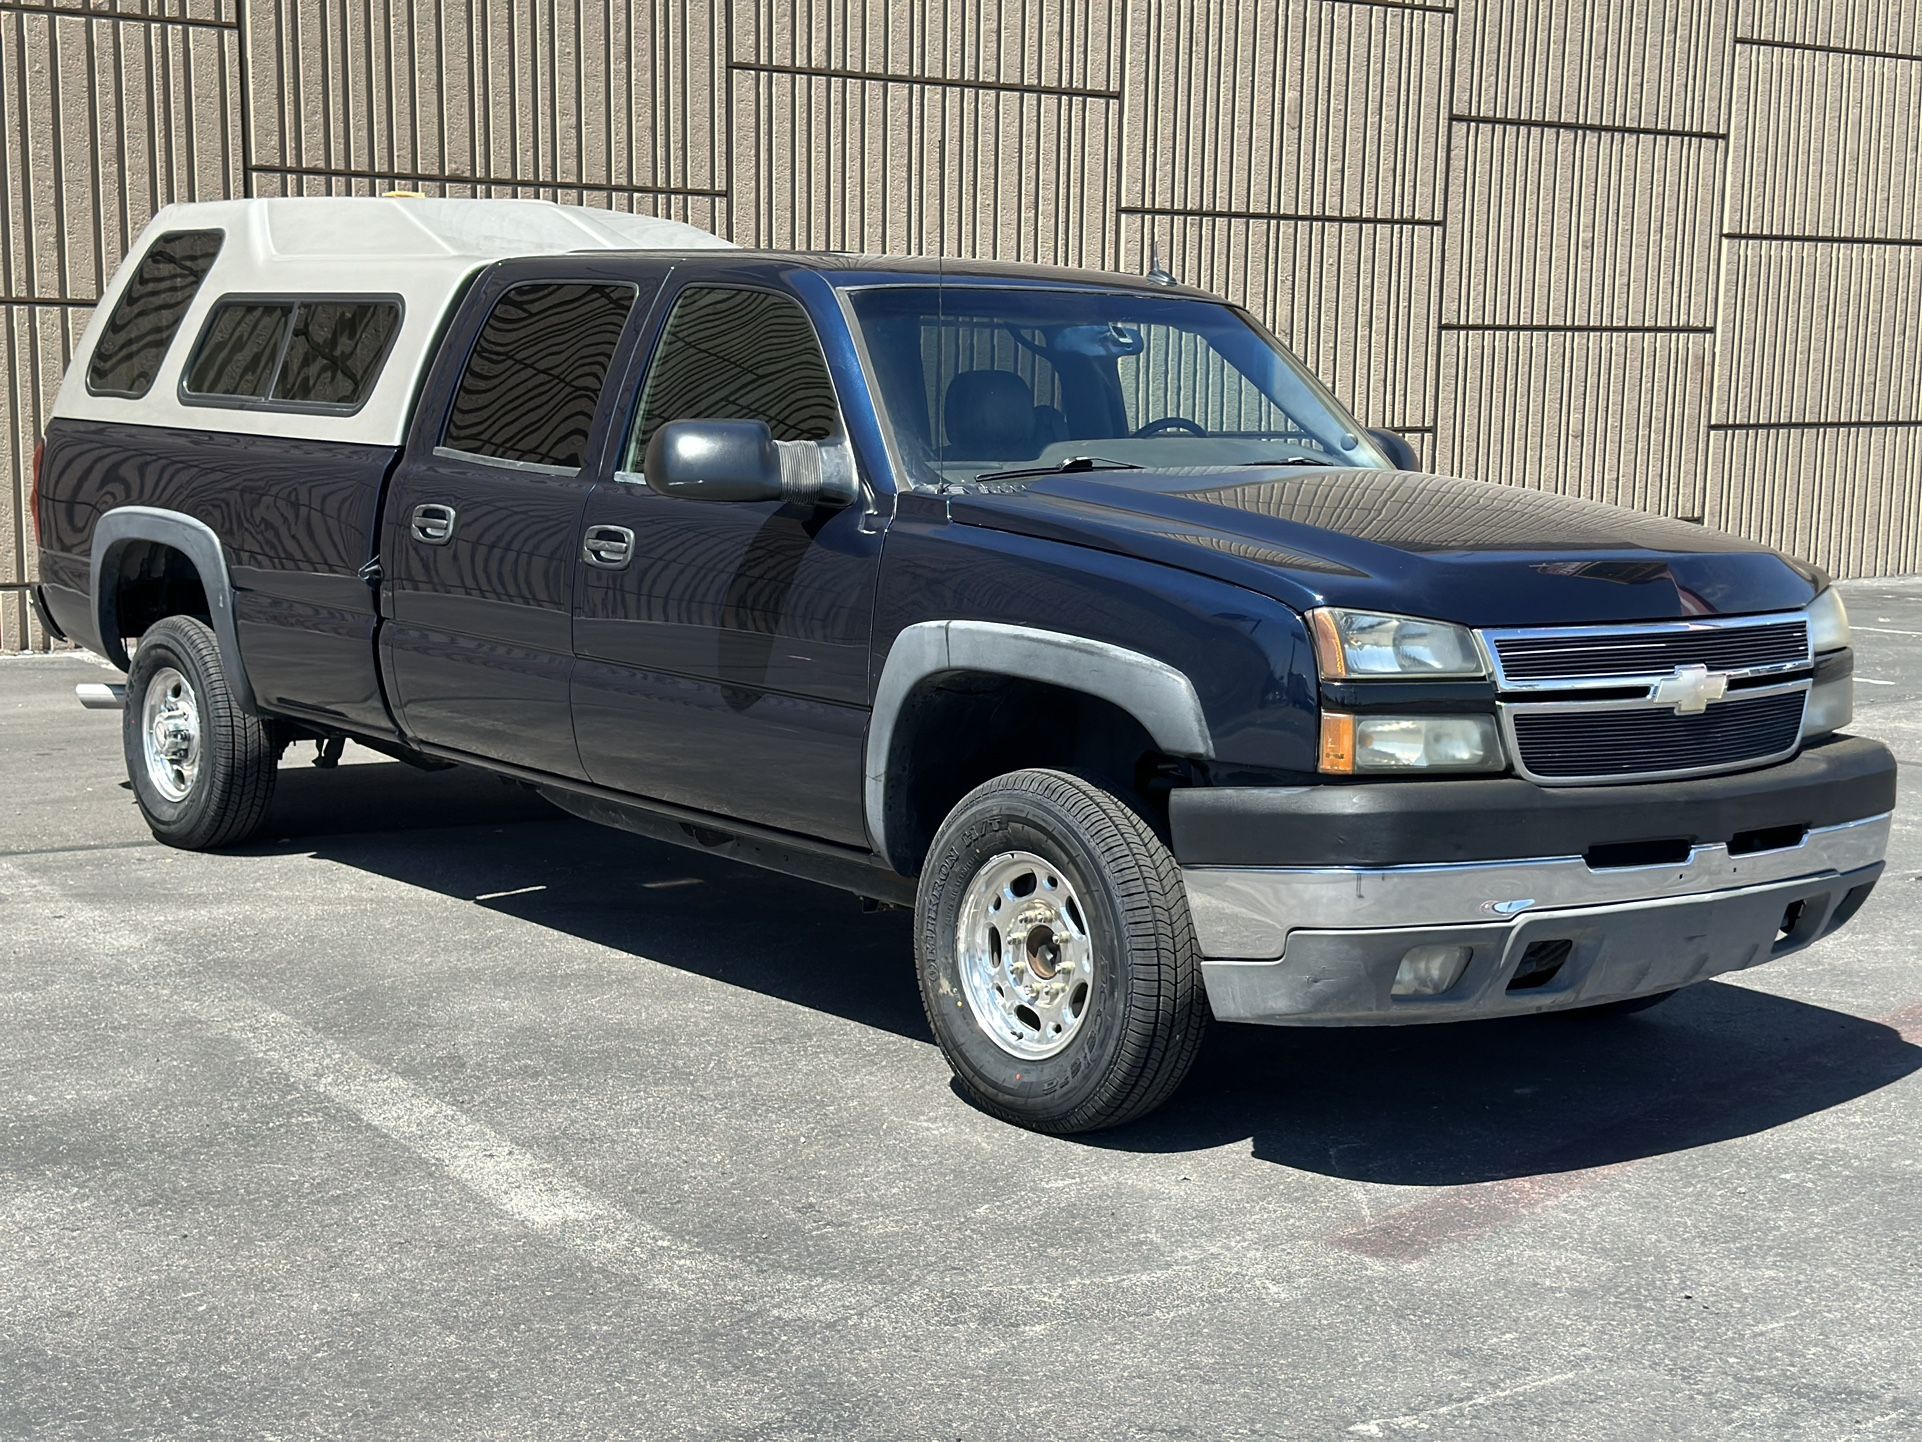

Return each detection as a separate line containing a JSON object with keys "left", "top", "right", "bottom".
{"left": 570, "top": 282, "right": 882, "bottom": 846}
{"left": 382, "top": 270, "right": 656, "bottom": 777}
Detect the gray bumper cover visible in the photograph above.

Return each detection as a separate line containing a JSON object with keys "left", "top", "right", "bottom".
{"left": 1186, "top": 814, "right": 1889, "bottom": 1025}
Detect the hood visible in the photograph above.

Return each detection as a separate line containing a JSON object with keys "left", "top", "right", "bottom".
{"left": 947, "top": 468, "right": 1822, "bottom": 626}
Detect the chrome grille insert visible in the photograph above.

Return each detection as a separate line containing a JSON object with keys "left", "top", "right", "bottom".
{"left": 1504, "top": 684, "right": 1808, "bottom": 783}
{"left": 1482, "top": 614, "right": 1811, "bottom": 691}
{"left": 1478, "top": 611, "right": 1817, "bottom": 785}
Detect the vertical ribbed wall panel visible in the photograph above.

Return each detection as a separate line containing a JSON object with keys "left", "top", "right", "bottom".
{"left": 245, "top": 1, "right": 728, "bottom": 219}
{"left": 1455, "top": 0, "right": 1734, "bottom": 131}
{"left": 1738, "top": 0, "right": 1922, "bottom": 53}
{"left": 734, "top": 69, "right": 1116, "bottom": 263}
{"left": 1726, "top": 44, "right": 1922, "bottom": 240}
{"left": 1717, "top": 242, "right": 1922, "bottom": 423}
{"left": 1446, "top": 124, "right": 1722, "bottom": 327}
{"left": 735, "top": 0, "right": 1124, "bottom": 91}
{"left": 1437, "top": 332, "right": 1713, "bottom": 519}
{"left": 1708, "top": 426, "right": 1922, "bottom": 576}
{"left": 1, "top": 8, "right": 242, "bottom": 303}
{"left": 1121, "top": 0, "right": 1450, "bottom": 221}
{"left": 1118, "top": 213, "right": 1439, "bottom": 430}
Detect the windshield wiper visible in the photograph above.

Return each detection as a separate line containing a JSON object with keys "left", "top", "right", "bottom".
{"left": 1237, "top": 456, "right": 1330, "bottom": 467}
{"left": 975, "top": 456, "right": 1144, "bottom": 483}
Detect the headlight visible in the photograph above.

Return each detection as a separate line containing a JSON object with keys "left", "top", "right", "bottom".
{"left": 1320, "top": 712, "right": 1503, "bottom": 774}
{"left": 1808, "top": 587, "right": 1850, "bottom": 654}
{"left": 1308, "top": 608, "right": 1485, "bottom": 679}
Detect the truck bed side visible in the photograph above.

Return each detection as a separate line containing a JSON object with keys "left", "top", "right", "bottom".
{"left": 37, "top": 417, "right": 401, "bottom": 737}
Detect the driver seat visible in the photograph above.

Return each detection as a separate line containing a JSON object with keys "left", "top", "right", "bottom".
{"left": 942, "top": 369, "right": 1052, "bottom": 461}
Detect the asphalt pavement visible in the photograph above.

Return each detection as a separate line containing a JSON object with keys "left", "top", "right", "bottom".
{"left": 2, "top": 580, "right": 1919, "bottom": 1440}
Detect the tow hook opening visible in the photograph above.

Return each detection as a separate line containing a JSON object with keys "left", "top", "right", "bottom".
{"left": 1731, "top": 823, "right": 1809, "bottom": 856}
{"left": 1585, "top": 838, "right": 1691, "bottom": 869}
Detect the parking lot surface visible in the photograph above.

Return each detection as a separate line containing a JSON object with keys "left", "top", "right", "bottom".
{"left": 3, "top": 580, "right": 1920, "bottom": 1440}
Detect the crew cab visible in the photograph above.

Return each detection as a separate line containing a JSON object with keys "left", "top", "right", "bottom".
{"left": 30, "top": 198, "right": 1896, "bottom": 1133}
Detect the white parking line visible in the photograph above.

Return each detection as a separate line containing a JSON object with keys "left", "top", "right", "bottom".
{"left": 0, "top": 859, "right": 815, "bottom": 1311}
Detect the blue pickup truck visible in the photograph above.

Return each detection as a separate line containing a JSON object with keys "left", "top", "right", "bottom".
{"left": 30, "top": 198, "right": 1895, "bottom": 1132}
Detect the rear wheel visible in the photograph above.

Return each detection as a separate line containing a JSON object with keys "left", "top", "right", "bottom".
{"left": 914, "top": 769, "right": 1208, "bottom": 1133}
{"left": 123, "top": 616, "right": 278, "bottom": 850}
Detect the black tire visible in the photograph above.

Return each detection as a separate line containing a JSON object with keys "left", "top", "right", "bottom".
{"left": 123, "top": 615, "right": 278, "bottom": 850}
{"left": 1564, "top": 989, "right": 1680, "bottom": 1019}
{"left": 915, "top": 769, "right": 1208, "bottom": 1134}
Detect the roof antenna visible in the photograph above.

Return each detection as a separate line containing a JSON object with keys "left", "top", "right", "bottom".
{"left": 1145, "top": 241, "right": 1176, "bottom": 287}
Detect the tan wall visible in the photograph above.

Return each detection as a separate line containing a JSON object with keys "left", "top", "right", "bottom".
{"left": 3, "top": 0, "right": 1919, "bottom": 649}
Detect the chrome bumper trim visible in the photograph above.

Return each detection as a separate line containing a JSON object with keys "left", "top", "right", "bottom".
{"left": 1183, "top": 812, "right": 1891, "bottom": 961}
{"left": 1198, "top": 863, "right": 1883, "bottom": 1026}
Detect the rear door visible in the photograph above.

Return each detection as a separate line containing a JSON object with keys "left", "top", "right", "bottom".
{"left": 381, "top": 264, "right": 659, "bottom": 777}
{"left": 569, "top": 279, "right": 883, "bottom": 845}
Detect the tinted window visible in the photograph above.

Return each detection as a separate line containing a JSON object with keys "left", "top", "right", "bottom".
{"left": 847, "top": 286, "right": 1388, "bottom": 488}
{"left": 183, "top": 297, "right": 402, "bottom": 409}
{"left": 273, "top": 301, "right": 402, "bottom": 406}
{"left": 629, "top": 287, "right": 838, "bottom": 467}
{"left": 184, "top": 302, "right": 291, "bottom": 399}
{"left": 86, "top": 229, "right": 223, "bottom": 398}
{"left": 443, "top": 281, "right": 637, "bottom": 468}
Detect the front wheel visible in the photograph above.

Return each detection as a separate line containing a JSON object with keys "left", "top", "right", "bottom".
{"left": 914, "top": 769, "right": 1208, "bottom": 1134}
{"left": 1564, "top": 989, "right": 1680, "bottom": 1019}
{"left": 123, "top": 615, "right": 279, "bottom": 850}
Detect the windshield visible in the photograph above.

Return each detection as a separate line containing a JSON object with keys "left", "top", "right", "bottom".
{"left": 846, "top": 286, "right": 1388, "bottom": 488}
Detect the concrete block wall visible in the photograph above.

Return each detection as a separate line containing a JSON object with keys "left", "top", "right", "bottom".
{"left": 3, "top": 0, "right": 1919, "bottom": 649}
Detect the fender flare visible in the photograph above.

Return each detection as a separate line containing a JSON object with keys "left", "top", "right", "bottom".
{"left": 864, "top": 620, "right": 1214, "bottom": 863}
{"left": 89, "top": 506, "right": 258, "bottom": 713}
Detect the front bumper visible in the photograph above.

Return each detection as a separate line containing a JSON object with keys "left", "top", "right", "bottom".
{"left": 1176, "top": 737, "right": 1896, "bottom": 1025}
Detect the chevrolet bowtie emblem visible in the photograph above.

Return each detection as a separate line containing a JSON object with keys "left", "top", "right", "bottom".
{"left": 1650, "top": 663, "right": 1729, "bottom": 715}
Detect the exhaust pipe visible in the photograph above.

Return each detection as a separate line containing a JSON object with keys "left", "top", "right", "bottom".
{"left": 75, "top": 682, "right": 126, "bottom": 711}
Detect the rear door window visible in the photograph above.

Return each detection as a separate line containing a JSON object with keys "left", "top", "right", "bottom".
{"left": 86, "top": 229, "right": 224, "bottom": 399}
{"left": 442, "top": 281, "right": 638, "bottom": 469}
{"left": 181, "top": 296, "right": 402, "bottom": 411}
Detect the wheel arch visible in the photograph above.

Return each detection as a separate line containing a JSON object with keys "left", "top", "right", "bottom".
{"left": 865, "top": 621, "right": 1214, "bottom": 872}
{"left": 90, "top": 506, "right": 257, "bottom": 713}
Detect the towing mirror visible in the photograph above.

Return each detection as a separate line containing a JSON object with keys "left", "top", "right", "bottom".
{"left": 644, "top": 419, "right": 856, "bottom": 508}
{"left": 1367, "top": 427, "right": 1421, "bottom": 472}
{"left": 645, "top": 419, "right": 784, "bottom": 502}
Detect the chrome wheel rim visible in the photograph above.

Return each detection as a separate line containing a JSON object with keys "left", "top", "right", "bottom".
{"left": 955, "top": 850, "right": 1095, "bottom": 1060}
{"left": 141, "top": 666, "right": 201, "bottom": 802}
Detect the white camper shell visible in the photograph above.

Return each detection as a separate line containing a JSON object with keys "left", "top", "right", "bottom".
{"left": 53, "top": 198, "right": 732, "bottom": 446}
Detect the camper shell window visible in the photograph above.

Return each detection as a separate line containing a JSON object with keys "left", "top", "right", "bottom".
{"left": 180, "top": 295, "right": 403, "bottom": 414}
{"left": 86, "top": 229, "right": 225, "bottom": 400}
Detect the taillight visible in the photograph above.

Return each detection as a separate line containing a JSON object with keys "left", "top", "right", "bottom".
{"left": 28, "top": 440, "right": 43, "bottom": 547}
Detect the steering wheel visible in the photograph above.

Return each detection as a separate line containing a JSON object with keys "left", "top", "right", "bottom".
{"left": 1132, "top": 415, "right": 1206, "bottom": 438}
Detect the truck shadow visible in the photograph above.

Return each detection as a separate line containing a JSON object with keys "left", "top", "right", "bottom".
{"left": 256, "top": 759, "right": 1922, "bottom": 1188}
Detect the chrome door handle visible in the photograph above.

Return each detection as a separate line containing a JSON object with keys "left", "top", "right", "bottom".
{"left": 582, "top": 524, "right": 635, "bottom": 570}
{"left": 411, "top": 503, "right": 457, "bottom": 545}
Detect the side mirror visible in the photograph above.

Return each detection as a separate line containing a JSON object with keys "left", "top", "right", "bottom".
{"left": 1366, "top": 427, "right": 1421, "bottom": 472}
{"left": 644, "top": 419, "right": 856, "bottom": 507}
{"left": 645, "top": 419, "right": 784, "bottom": 502}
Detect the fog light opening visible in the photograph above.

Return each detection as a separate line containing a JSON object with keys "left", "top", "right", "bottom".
{"left": 1392, "top": 943, "right": 1473, "bottom": 998}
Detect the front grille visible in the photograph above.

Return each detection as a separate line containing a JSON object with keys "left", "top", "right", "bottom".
{"left": 1510, "top": 689, "right": 1807, "bottom": 781}
{"left": 1492, "top": 619, "right": 1809, "bottom": 684}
